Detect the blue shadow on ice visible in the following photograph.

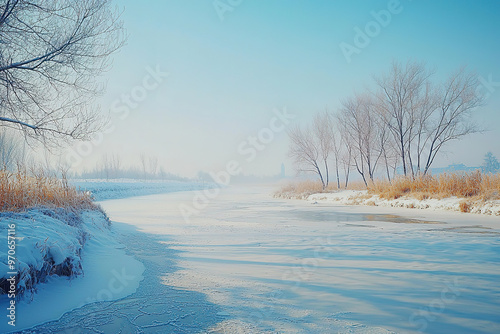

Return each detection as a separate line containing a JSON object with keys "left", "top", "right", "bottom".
{"left": 18, "top": 222, "right": 222, "bottom": 334}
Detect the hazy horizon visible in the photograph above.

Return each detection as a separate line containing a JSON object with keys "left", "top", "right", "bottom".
{"left": 45, "top": 0, "right": 500, "bottom": 178}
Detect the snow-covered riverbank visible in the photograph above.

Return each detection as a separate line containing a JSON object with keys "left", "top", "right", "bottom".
{"left": 0, "top": 208, "right": 109, "bottom": 298}
{"left": 47, "top": 185, "right": 498, "bottom": 333}
{"left": 71, "top": 179, "right": 213, "bottom": 201}
{"left": 3, "top": 184, "right": 499, "bottom": 333}
{"left": 307, "top": 190, "right": 500, "bottom": 216}
{"left": 0, "top": 207, "right": 145, "bottom": 333}
{"left": 0, "top": 180, "right": 210, "bottom": 333}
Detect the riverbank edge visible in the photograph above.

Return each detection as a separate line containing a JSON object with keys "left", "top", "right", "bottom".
{"left": 305, "top": 190, "right": 500, "bottom": 216}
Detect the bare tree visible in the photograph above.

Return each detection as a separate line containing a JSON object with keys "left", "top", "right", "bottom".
{"left": 313, "top": 112, "right": 335, "bottom": 188}
{"left": 288, "top": 123, "right": 327, "bottom": 189}
{"left": 100, "top": 154, "right": 111, "bottom": 180}
{"left": 110, "top": 153, "right": 121, "bottom": 178}
{"left": 330, "top": 128, "right": 343, "bottom": 189}
{"left": 375, "top": 61, "right": 432, "bottom": 176}
{"left": 0, "top": 0, "right": 124, "bottom": 145}
{"left": 139, "top": 153, "right": 147, "bottom": 180}
{"left": 0, "top": 128, "right": 22, "bottom": 169}
{"left": 341, "top": 141, "right": 353, "bottom": 188}
{"left": 379, "top": 127, "right": 399, "bottom": 182}
{"left": 375, "top": 61, "right": 483, "bottom": 176}
{"left": 287, "top": 61, "right": 483, "bottom": 187}
{"left": 335, "top": 113, "right": 353, "bottom": 188}
{"left": 149, "top": 156, "right": 158, "bottom": 178}
{"left": 407, "top": 80, "right": 437, "bottom": 175}
{"left": 99, "top": 153, "right": 121, "bottom": 179}
{"left": 159, "top": 166, "right": 166, "bottom": 180}
{"left": 421, "top": 68, "right": 483, "bottom": 174}
{"left": 339, "top": 93, "right": 384, "bottom": 185}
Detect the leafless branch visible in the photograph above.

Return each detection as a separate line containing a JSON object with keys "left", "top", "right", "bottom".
{"left": 0, "top": 0, "right": 125, "bottom": 146}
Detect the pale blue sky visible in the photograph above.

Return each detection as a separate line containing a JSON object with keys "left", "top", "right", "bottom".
{"left": 72, "top": 0, "right": 500, "bottom": 177}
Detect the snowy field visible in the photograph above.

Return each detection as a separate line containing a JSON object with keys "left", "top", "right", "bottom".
{"left": 307, "top": 190, "right": 500, "bottom": 216}
{"left": 70, "top": 179, "right": 213, "bottom": 201}
{"left": 0, "top": 180, "right": 211, "bottom": 333}
{"left": 19, "top": 184, "right": 500, "bottom": 333}
{"left": 0, "top": 209, "right": 145, "bottom": 333}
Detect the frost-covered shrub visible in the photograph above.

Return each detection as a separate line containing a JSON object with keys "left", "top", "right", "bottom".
{"left": 0, "top": 208, "right": 109, "bottom": 298}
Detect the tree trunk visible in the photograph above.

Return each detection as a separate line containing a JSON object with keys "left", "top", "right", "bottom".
{"left": 344, "top": 167, "right": 350, "bottom": 188}
{"left": 315, "top": 163, "right": 326, "bottom": 189}
{"left": 336, "top": 161, "right": 340, "bottom": 189}
{"left": 324, "top": 160, "right": 329, "bottom": 188}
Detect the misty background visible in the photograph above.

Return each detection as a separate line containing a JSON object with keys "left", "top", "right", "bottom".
{"left": 45, "top": 0, "right": 500, "bottom": 178}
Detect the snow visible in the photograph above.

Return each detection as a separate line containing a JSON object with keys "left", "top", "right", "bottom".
{"left": 0, "top": 209, "right": 88, "bottom": 294}
{"left": 20, "top": 221, "right": 223, "bottom": 333}
{"left": 0, "top": 180, "right": 210, "bottom": 332}
{"left": 70, "top": 179, "right": 213, "bottom": 201}
{"left": 307, "top": 190, "right": 500, "bottom": 216}
{"left": 0, "top": 209, "right": 145, "bottom": 333}
{"left": 41, "top": 184, "right": 496, "bottom": 333}
{"left": 2, "top": 183, "right": 499, "bottom": 332}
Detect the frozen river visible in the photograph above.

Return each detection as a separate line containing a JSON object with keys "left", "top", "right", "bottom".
{"left": 25, "top": 185, "right": 500, "bottom": 333}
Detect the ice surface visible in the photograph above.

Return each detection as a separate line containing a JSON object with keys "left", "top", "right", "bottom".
{"left": 17, "top": 222, "right": 221, "bottom": 333}
{"left": 0, "top": 210, "right": 145, "bottom": 333}
{"left": 4, "top": 184, "right": 499, "bottom": 333}
{"left": 38, "top": 185, "right": 497, "bottom": 333}
{"left": 0, "top": 180, "right": 210, "bottom": 333}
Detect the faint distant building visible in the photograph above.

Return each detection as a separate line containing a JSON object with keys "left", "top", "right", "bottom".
{"left": 280, "top": 163, "right": 286, "bottom": 178}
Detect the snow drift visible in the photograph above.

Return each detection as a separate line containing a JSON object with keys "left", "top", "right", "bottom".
{"left": 308, "top": 190, "right": 500, "bottom": 215}
{"left": 0, "top": 207, "right": 110, "bottom": 298}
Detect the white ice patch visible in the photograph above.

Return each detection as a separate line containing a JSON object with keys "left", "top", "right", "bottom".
{"left": 0, "top": 209, "right": 145, "bottom": 333}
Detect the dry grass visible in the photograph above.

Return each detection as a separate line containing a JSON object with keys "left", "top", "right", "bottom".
{"left": 274, "top": 179, "right": 367, "bottom": 199}
{"left": 459, "top": 200, "right": 471, "bottom": 213}
{"left": 368, "top": 171, "right": 500, "bottom": 201}
{"left": 275, "top": 171, "right": 500, "bottom": 205}
{"left": 0, "top": 167, "right": 96, "bottom": 212}
{"left": 274, "top": 180, "right": 328, "bottom": 199}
